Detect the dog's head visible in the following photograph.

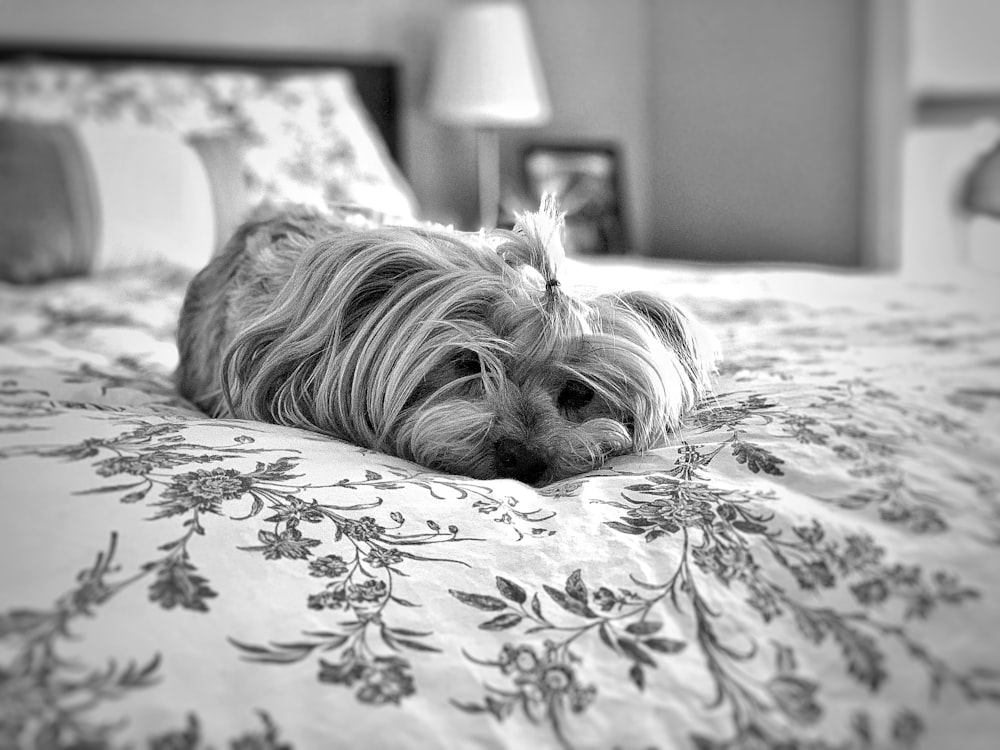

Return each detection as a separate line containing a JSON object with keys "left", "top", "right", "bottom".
{"left": 221, "top": 197, "right": 717, "bottom": 485}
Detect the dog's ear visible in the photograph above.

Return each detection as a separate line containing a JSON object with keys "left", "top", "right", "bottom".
{"left": 613, "top": 290, "right": 720, "bottom": 398}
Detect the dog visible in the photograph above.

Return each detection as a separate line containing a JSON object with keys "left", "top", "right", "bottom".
{"left": 175, "top": 197, "right": 717, "bottom": 485}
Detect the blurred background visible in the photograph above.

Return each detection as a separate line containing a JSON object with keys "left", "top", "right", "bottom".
{"left": 1, "top": 0, "right": 998, "bottom": 274}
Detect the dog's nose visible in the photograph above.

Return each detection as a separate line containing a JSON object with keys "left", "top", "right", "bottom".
{"left": 494, "top": 439, "right": 547, "bottom": 485}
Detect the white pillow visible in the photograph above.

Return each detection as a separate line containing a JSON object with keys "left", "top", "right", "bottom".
{"left": 77, "top": 123, "right": 217, "bottom": 271}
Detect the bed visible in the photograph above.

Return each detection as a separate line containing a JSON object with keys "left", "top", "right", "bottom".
{"left": 2, "top": 48, "right": 999, "bottom": 750}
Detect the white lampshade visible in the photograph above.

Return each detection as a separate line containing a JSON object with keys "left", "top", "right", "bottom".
{"left": 428, "top": 1, "right": 552, "bottom": 128}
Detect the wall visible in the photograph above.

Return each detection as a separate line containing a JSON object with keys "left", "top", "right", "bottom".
{"left": 647, "top": 0, "right": 867, "bottom": 264}
{"left": 910, "top": 0, "right": 1000, "bottom": 92}
{"left": 0, "top": 0, "right": 880, "bottom": 263}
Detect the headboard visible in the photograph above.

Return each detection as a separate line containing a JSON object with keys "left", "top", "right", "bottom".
{"left": 0, "top": 42, "right": 401, "bottom": 164}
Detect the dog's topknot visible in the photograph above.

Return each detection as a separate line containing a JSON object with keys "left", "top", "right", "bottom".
{"left": 501, "top": 193, "right": 566, "bottom": 296}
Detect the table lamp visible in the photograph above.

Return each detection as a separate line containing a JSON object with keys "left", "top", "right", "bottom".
{"left": 427, "top": 0, "right": 552, "bottom": 229}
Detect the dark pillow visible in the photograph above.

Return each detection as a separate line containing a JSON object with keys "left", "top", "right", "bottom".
{"left": 0, "top": 119, "right": 98, "bottom": 282}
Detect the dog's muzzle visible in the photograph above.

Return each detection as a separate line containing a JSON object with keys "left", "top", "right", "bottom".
{"left": 494, "top": 438, "right": 547, "bottom": 485}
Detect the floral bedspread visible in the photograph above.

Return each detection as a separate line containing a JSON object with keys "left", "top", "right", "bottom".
{"left": 1, "top": 260, "right": 999, "bottom": 750}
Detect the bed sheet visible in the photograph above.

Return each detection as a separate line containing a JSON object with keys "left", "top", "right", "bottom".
{"left": 1, "top": 259, "right": 999, "bottom": 750}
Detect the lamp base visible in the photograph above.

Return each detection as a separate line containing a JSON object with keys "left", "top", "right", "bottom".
{"left": 476, "top": 128, "right": 500, "bottom": 230}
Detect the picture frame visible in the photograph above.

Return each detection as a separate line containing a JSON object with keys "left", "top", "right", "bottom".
{"left": 521, "top": 142, "right": 628, "bottom": 255}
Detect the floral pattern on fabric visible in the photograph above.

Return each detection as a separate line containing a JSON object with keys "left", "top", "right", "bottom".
{"left": 1, "top": 261, "right": 999, "bottom": 749}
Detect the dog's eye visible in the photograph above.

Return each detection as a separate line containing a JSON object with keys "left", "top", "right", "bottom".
{"left": 453, "top": 350, "right": 481, "bottom": 378}
{"left": 558, "top": 379, "right": 594, "bottom": 410}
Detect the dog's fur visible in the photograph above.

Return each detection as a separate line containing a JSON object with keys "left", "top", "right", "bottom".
{"left": 176, "top": 198, "right": 717, "bottom": 485}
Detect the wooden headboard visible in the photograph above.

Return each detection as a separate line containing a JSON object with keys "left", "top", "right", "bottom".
{"left": 0, "top": 42, "right": 402, "bottom": 165}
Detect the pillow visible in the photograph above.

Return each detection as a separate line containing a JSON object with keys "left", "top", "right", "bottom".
{"left": 0, "top": 60, "right": 418, "bottom": 220}
{"left": 0, "top": 118, "right": 246, "bottom": 283}
{"left": 0, "top": 119, "right": 97, "bottom": 282}
{"left": 76, "top": 122, "right": 227, "bottom": 272}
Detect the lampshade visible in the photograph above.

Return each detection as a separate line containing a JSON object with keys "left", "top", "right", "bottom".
{"left": 427, "top": 1, "right": 552, "bottom": 128}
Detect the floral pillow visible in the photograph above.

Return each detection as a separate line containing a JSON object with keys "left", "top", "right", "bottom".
{"left": 0, "top": 60, "right": 418, "bottom": 221}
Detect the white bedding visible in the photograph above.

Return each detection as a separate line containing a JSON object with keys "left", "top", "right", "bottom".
{"left": 2, "top": 259, "right": 998, "bottom": 749}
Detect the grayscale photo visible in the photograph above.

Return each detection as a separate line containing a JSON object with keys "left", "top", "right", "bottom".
{"left": 0, "top": 1, "right": 998, "bottom": 749}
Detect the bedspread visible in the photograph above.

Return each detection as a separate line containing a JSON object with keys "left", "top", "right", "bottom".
{"left": 1, "top": 260, "right": 999, "bottom": 750}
